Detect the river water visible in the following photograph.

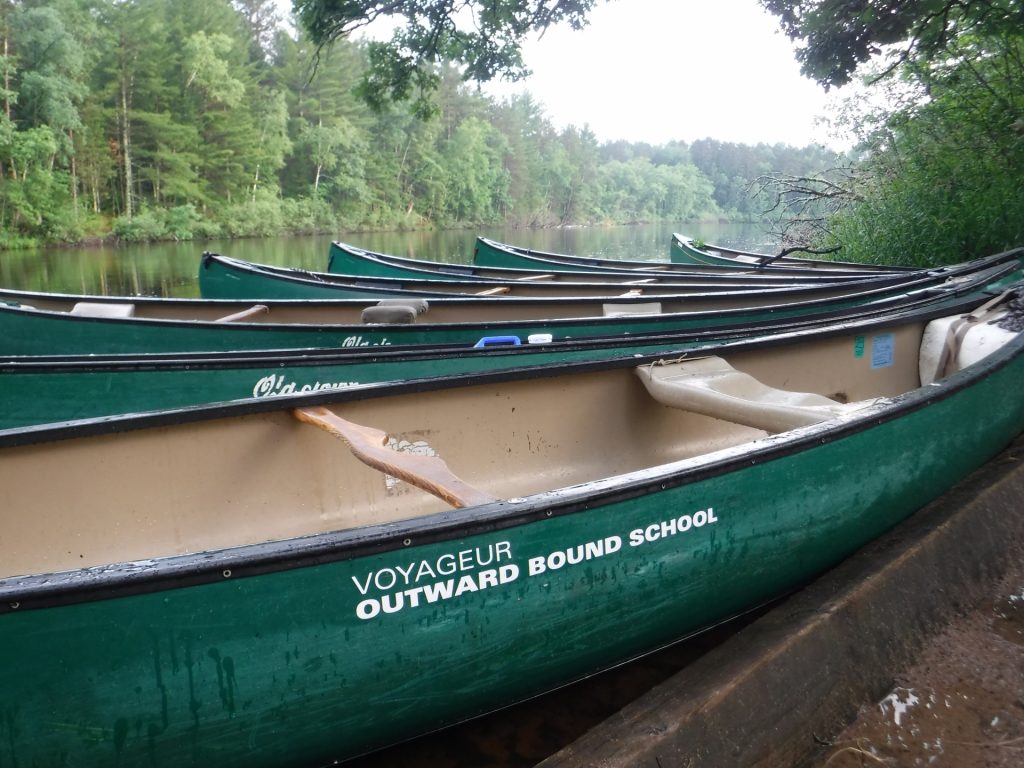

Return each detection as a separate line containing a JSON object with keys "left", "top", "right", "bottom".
{"left": 0, "top": 221, "right": 774, "bottom": 297}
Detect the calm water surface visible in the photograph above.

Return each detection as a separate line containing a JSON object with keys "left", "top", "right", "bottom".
{"left": 1, "top": 221, "right": 775, "bottom": 297}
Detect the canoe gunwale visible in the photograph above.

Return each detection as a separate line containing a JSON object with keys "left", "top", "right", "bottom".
{"left": 204, "top": 251, "right": 930, "bottom": 300}
{"left": 0, "top": 246, "right": 1018, "bottom": 312}
{"left": 333, "top": 239, "right": 910, "bottom": 284}
{"left": 0, "top": 293, "right": 998, "bottom": 443}
{"left": 3, "top": 317, "right": 1022, "bottom": 615}
{"left": 5, "top": 255, "right": 1020, "bottom": 347}
{"left": 483, "top": 236, "right": 916, "bottom": 277}
{"left": 670, "top": 233, "right": 918, "bottom": 272}
{"left": 0, "top": 283, "right": 1007, "bottom": 373}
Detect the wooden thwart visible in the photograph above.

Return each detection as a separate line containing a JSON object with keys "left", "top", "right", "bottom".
{"left": 215, "top": 304, "right": 269, "bottom": 323}
{"left": 475, "top": 286, "right": 511, "bottom": 296}
{"left": 293, "top": 406, "right": 500, "bottom": 509}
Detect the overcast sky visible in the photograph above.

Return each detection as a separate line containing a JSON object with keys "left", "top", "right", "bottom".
{"left": 481, "top": 0, "right": 843, "bottom": 149}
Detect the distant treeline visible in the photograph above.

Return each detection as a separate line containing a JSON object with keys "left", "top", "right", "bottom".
{"left": 0, "top": 0, "right": 841, "bottom": 247}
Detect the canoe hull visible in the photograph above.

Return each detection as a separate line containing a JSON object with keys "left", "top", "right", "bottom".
{"left": 4, "top": 328, "right": 1024, "bottom": 766}
{"left": 327, "top": 240, "right": 884, "bottom": 285}
{"left": 1, "top": 279, "right": 1018, "bottom": 429}
{"left": 669, "top": 233, "right": 907, "bottom": 272}
{"left": 0, "top": 335, "right": 724, "bottom": 429}
{"left": 476, "top": 236, "right": 905, "bottom": 277}
{"left": 0, "top": 276, "right": 986, "bottom": 356}
{"left": 198, "top": 251, "right": 911, "bottom": 302}
{"left": 3, "top": 248, "right": 1019, "bottom": 356}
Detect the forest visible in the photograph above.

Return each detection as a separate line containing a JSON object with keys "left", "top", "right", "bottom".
{"left": 0, "top": 0, "right": 841, "bottom": 249}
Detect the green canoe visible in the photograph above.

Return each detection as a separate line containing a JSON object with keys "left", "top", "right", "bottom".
{"left": 200, "top": 251, "right": 874, "bottom": 301}
{"left": 2, "top": 280, "right": 1011, "bottom": 430}
{"left": 199, "top": 250, "right": 938, "bottom": 303}
{"left": 670, "top": 232, "right": 911, "bottom": 271}
{"left": 325, "top": 240, "right": 893, "bottom": 285}
{"left": 474, "top": 236, "right": 911, "bottom": 277}
{"left": 2, "top": 249, "right": 1019, "bottom": 356}
{"left": 2, "top": 296, "right": 1023, "bottom": 766}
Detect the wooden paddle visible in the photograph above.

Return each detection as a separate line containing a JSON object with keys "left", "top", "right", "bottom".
{"left": 293, "top": 406, "right": 500, "bottom": 509}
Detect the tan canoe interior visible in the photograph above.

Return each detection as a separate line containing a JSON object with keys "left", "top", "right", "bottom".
{"left": 0, "top": 314, "right": 1013, "bottom": 580}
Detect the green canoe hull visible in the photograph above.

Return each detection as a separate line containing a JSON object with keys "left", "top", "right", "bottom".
{"left": 323, "top": 241, "right": 867, "bottom": 286}
{"left": 669, "top": 233, "right": 908, "bottom": 272}
{"left": 474, "top": 237, "right": 903, "bottom": 277}
{"left": 0, "top": 270, "right": 1007, "bottom": 358}
{"left": 3, "top": 325, "right": 1024, "bottom": 767}
{"left": 0, "top": 335, "right": 737, "bottom": 430}
{"left": 199, "top": 251, "right": 921, "bottom": 303}
{"left": 0, "top": 285, "right": 998, "bottom": 430}
{"left": 9, "top": 249, "right": 1022, "bottom": 356}
{"left": 202, "top": 251, "right": 897, "bottom": 301}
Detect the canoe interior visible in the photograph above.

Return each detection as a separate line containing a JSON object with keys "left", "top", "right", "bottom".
{"left": 1, "top": 319, "right": 938, "bottom": 581}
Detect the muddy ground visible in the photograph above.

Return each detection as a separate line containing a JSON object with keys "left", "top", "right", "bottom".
{"left": 811, "top": 554, "right": 1024, "bottom": 768}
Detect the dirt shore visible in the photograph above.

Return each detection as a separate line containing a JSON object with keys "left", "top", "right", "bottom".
{"left": 811, "top": 557, "right": 1024, "bottom": 768}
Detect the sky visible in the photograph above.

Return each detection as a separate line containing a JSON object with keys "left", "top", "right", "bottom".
{"left": 480, "top": 0, "right": 844, "bottom": 149}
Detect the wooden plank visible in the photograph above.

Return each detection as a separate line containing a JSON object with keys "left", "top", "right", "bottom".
{"left": 293, "top": 406, "right": 500, "bottom": 509}
{"left": 215, "top": 304, "right": 270, "bottom": 323}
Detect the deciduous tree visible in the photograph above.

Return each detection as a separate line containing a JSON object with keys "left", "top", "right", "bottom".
{"left": 294, "top": 0, "right": 600, "bottom": 115}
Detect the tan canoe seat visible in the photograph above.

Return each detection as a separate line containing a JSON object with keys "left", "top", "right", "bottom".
{"left": 636, "top": 357, "right": 870, "bottom": 433}
{"left": 603, "top": 302, "right": 662, "bottom": 317}
{"left": 361, "top": 298, "right": 430, "bottom": 324}
{"left": 70, "top": 301, "right": 136, "bottom": 318}
{"left": 475, "top": 286, "right": 511, "bottom": 296}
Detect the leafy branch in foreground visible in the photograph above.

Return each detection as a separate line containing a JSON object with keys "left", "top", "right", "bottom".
{"left": 760, "top": 0, "right": 1024, "bottom": 90}
{"left": 294, "top": 0, "right": 600, "bottom": 116}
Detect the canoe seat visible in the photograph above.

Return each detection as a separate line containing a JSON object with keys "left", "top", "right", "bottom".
{"left": 603, "top": 302, "right": 662, "bottom": 317}
{"left": 636, "top": 357, "right": 871, "bottom": 433}
{"left": 361, "top": 299, "right": 430, "bottom": 324}
{"left": 475, "top": 286, "right": 511, "bottom": 296}
{"left": 69, "top": 301, "right": 136, "bottom": 318}
{"left": 919, "top": 302, "right": 1017, "bottom": 385}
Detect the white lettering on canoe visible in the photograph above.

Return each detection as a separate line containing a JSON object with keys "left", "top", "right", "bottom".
{"left": 352, "top": 541, "right": 513, "bottom": 596}
{"left": 356, "top": 564, "right": 520, "bottom": 620}
{"left": 627, "top": 507, "right": 718, "bottom": 547}
{"left": 341, "top": 335, "right": 392, "bottom": 347}
{"left": 352, "top": 507, "right": 721, "bottom": 620}
{"left": 251, "top": 374, "right": 360, "bottom": 398}
{"left": 527, "top": 535, "right": 622, "bottom": 576}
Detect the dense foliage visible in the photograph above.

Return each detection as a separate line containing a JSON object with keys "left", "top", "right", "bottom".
{"left": 762, "top": 0, "right": 1024, "bottom": 265}
{"left": 0, "top": 0, "right": 836, "bottom": 248}
{"left": 294, "top": 0, "right": 598, "bottom": 118}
